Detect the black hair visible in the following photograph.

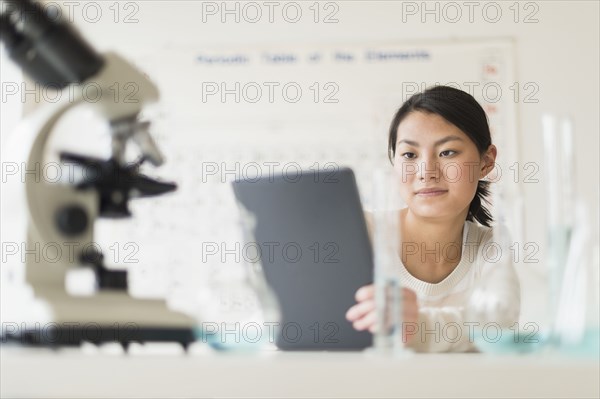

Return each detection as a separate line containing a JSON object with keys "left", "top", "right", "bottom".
{"left": 387, "top": 85, "right": 493, "bottom": 227}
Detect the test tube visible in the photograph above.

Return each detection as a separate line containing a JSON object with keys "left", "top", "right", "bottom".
{"left": 371, "top": 168, "right": 406, "bottom": 354}
{"left": 554, "top": 199, "right": 590, "bottom": 347}
{"left": 542, "top": 115, "right": 574, "bottom": 339}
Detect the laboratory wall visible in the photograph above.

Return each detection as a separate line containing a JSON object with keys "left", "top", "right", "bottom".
{"left": 1, "top": 1, "right": 599, "bottom": 328}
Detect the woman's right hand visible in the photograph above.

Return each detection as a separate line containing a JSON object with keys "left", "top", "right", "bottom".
{"left": 345, "top": 284, "right": 419, "bottom": 342}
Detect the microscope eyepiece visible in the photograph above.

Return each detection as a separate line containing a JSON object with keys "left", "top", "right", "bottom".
{"left": 0, "top": 0, "right": 105, "bottom": 88}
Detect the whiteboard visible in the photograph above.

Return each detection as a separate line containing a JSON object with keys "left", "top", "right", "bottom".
{"left": 88, "top": 39, "right": 518, "bottom": 305}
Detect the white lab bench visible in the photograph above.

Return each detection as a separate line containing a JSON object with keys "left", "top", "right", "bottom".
{"left": 1, "top": 345, "right": 599, "bottom": 398}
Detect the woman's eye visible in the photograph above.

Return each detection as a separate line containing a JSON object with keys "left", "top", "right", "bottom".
{"left": 401, "top": 152, "right": 416, "bottom": 159}
{"left": 440, "top": 150, "right": 456, "bottom": 157}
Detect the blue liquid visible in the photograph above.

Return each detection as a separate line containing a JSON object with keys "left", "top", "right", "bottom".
{"left": 473, "top": 329, "right": 547, "bottom": 354}
{"left": 559, "top": 328, "right": 600, "bottom": 358}
{"left": 193, "top": 325, "right": 273, "bottom": 352}
{"left": 474, "top": 328, "right": 600, "bottom": 357}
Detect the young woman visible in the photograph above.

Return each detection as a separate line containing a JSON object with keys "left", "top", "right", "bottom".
{"left": 346, "top": 85, "right": 521, "bottom": 352}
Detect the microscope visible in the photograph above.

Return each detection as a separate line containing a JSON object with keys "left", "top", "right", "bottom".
{"left": 1, "top": 0, "right": 196, "bottom": 346}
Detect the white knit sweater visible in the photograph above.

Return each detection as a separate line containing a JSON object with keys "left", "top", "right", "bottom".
{"left": 400, "top": 219, "right": 521, "bottom": 352}
{"left": 366, "top": 214, "right": 521, "bottom": 353}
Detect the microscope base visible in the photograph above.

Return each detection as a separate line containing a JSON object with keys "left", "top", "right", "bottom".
{"left": 4, "top": 290, "right": 198, "bottom": 348}
{"left": 3, "top": 325, "right": 196, "bottom": 348}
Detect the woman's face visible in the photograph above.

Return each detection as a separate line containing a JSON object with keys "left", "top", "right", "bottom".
{"left": 393, "top": 111, "right": 495, "bottom": 221}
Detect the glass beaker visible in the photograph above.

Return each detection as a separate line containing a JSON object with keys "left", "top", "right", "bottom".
{"left": 193, "top": 201, "right": 281, "bottom": 351}
{"left": 553, "top": 198, "right": 600, "bottom": 357}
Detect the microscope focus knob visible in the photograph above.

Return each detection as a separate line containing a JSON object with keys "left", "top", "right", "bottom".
{"left": 55, "top": 205, "right": 88, "bottom": 236}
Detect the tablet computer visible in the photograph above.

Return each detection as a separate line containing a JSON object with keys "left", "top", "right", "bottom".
{"left": 232, "top": 167, "right": 373, "bottom": 350}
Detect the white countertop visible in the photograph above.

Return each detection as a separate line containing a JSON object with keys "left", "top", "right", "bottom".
{"left": 1, "top": 345, "right": 599, "bottom": 398}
